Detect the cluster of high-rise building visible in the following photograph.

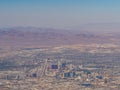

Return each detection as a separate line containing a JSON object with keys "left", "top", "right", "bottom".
{"left": 0, "top": 47, "right": 120, "bottom": 90}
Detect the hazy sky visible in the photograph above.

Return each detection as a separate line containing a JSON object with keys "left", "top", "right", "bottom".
{"left": 0, "top": 0, "right": 120, "bottom": 29}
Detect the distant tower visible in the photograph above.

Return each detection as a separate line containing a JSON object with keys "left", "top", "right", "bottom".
{"left": 58, "top": 59, "right": 62, "bottom": 70}
{"left": 41, "top": 58, "right": 48, "bottom": 77}
{"left": 16, "top": 74, "right": 20, "bottom": 80}
{"left": 6, "top": 74, "right": 9, "bottom": 80}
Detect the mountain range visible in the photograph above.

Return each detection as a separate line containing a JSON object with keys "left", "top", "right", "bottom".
{"left": 0, "top": 27, "right": 119, "bottom": 47}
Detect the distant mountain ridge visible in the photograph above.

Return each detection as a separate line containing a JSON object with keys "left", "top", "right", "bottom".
{"left": 0, "top": 27, "right": 118, "bottom": 47}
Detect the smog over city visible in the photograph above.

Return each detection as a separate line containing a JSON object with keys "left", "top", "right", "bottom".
{"left": 0, "top": 0, "right": 120, "bottom": 90}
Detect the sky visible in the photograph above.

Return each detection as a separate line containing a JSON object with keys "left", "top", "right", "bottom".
{"left": 0, "top": 0, "right": 120, "bottom": 29}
